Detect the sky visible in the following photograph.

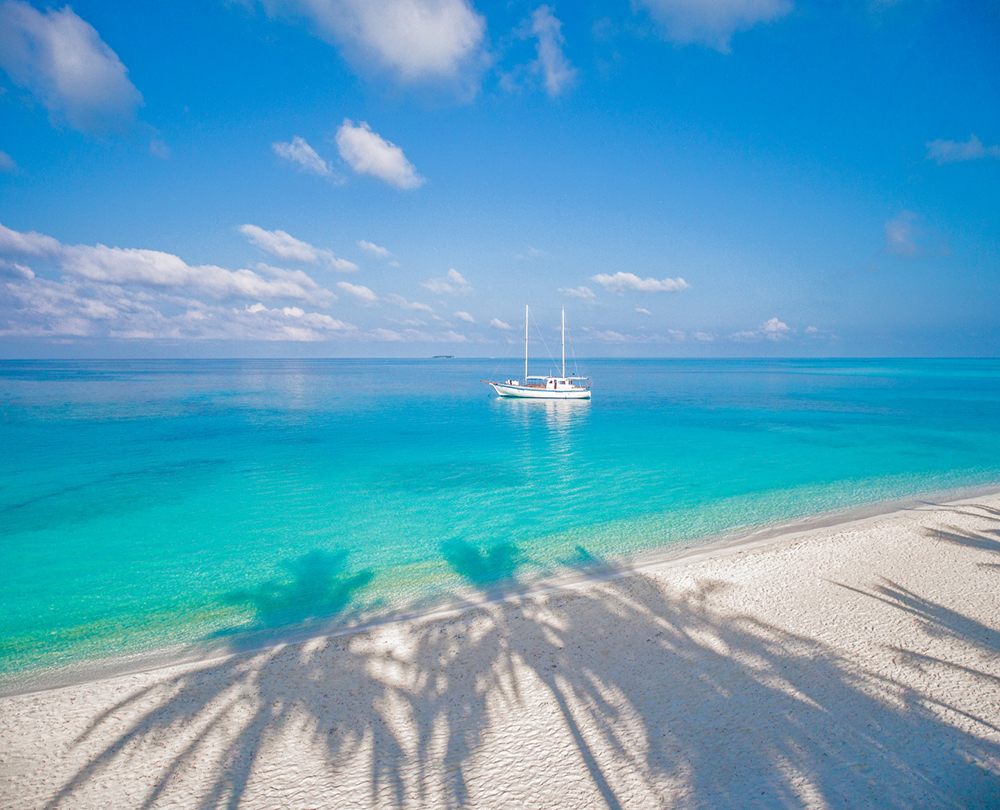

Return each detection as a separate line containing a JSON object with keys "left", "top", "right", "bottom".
{"left": 0, "top": 0, "right": 997, "bottom": 358}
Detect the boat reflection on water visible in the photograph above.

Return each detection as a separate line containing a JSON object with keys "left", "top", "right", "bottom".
{"left": 492, "top": 395, "right": 591, "bottom": 435}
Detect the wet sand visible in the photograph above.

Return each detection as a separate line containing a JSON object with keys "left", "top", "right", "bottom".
{"left": 2, "top": 495, "right": 1000, "bottom": 808}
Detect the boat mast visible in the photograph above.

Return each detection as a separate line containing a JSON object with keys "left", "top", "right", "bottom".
{"left": 524, "top": 304, "right": 529, "bottom": 384}
{"left": 561, "top": 308, "right": 565, "bottom": 378}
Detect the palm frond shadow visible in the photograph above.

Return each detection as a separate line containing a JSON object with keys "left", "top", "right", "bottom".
{"left": 46, "top": 535, "right": 1000, "bottom": 809}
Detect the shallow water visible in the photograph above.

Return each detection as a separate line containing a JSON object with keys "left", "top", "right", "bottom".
{"left": 3, "top": 358, "right": 1000, "bottom": 683}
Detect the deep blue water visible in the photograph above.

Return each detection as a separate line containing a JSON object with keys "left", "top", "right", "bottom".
{"left": 2, "top": 358, "right": 1000, "bottom": 685}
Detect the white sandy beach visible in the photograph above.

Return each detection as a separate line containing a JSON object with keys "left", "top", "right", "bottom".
{"left": 2, "top": 495, "right": 1000, "bottom": 808}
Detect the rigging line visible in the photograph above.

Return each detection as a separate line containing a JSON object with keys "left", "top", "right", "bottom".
{"left": 568, "top": 329, "right": 581, "bottom": 376}
{"left": 530, "top": 308, "right": 559, "bottom": 374}
{"left": 488, "top": 331, "right": 518, "bottom": 379}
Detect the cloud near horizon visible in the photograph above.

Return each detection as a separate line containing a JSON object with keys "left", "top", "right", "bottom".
{"left": 0, "top": 223, "right": 333, "bottom": 302}
{"left": 0, "top": 1, "right": 143, "bottom": 133}
{"left": 336, "top": 120, "right": 425, "bottom": 190}
{"left": 731, "top": 317, "right": 792, "bottom": 342}
{"left": 337, "top": 280, "right": 379, "bottom": 305}
{"left": 0, "top": 223, "right": 366, "bottom": 342}
{"left": 591, "top": 272, "right": 690, "bottom": 294}
{"left": 559, "top": 285, "right": 595, "bottom": 300}
{"left": 423, "top": 268, "right": 472, "bottom": 295}
{"left": 239, "top": 225, "right": 357, "bottom": 271}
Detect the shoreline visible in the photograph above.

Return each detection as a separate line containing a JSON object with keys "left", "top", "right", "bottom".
{"left": 3, "top": 490, "right": 1000, "bottom": 807}
{"left": 4, "top": 480, "right": 1000, "bottom": 699}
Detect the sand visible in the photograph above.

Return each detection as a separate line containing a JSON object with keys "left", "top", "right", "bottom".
{"left": 2, "top": 495, "right": 1000, "bottom": 808}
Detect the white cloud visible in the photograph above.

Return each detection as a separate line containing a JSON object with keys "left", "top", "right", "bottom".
{"left": 239, "top": 224, "right": 358, "bottom": 271}
{"left": 0, "top": 222, "right": 334, "bottom": 303}
{"left": 559, "top": 285, "right": 595, "bottom": 300}
{"left": 635, "top": 306, "right": 651, "bottom": 315}
{"left": 423, "top": 268, "right": 472, "bottom": 295}
{"left": 272, "top": 136, "right": 332, "bottom": 176}
{"left": 336, "top": 119, "right": 424, "bottom": 189}
{"left": 805, "top": 325, "right": 819, "bottom": 334}
{"left": 0, "top": 258, "right": 34, "bottom": 278}
{"left": 454, "top": 310, "right": 474, "bottom": 323}
{"left": 692, "top": 331, "right": 714, "bottom": 342}
{"left": 337, "top": 280, "right": 379, "bottom": 304}
{"left": 926, "top": 135, "right": 1000, "bottom": 165}
{"left": 529, "top": 6, "right": 576, "bottom": 97}
{"left": 584, "top": 328, "right": 629, "bottom": 343}
{"left": 635, "top": 0, "right": 791, "bottom": 52}
{"left": 0, "top": 1, "right": 143, "bottom": 133}
{"left": 386, "top": 293, "right": 431, "bottom": 312}
{"left": 591, "top": 271, "right": 690, "bottom": 294}
{"left": 490, "top": 318, "right": 511, "bottom": 330}
{"left": 0, "top": 273, "right": 359, "bottom": 342}
{"left": 0, "top": 151, "right": 18, "bottom": 172}
{"left": 367, "top": 325, "right": 464, "bottom": 343}
{"left": 732, "top": 317, "right": 793, "bottom": 342}
{"left": 260, "top": 0, "right": 486, "bottom": 86}
{"left": 358, "top": 239, "right": 391, "bottom": 258}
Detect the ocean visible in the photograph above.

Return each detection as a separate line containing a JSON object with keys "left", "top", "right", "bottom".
{"left": 3, "top": 358, "right": 1000, "bottom": 689}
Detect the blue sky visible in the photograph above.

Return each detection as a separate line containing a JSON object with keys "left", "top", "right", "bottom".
{"left": 0, "top": 0, "right": 997, "bottom": 357}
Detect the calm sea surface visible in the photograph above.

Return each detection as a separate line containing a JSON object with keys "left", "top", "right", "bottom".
{"left": 3, "top": 358, "right": 1000, "bottom": 686}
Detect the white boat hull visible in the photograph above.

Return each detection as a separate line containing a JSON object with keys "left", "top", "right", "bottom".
{"left": 490, "top": 382, "right": 591, "bottom": 400}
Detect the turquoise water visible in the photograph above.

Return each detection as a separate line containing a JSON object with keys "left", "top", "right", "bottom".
{"left": 3, "top": 358, "right": 1000, "bottom": 685}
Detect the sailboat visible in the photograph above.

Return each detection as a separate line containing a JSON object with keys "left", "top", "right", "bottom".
{"left": 484, "top": 306, "right": 592, "bottom": 399}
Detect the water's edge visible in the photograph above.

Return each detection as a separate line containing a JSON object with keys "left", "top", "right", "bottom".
{"left": 5, "top": 479, "right": 998, "bottom": 699}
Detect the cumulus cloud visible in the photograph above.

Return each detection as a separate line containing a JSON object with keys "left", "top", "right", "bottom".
{"left": 336, "top": 119, "right": 424, "bottom": 189}
{"left": 529, "top": 6, "right": 576, "bottom": 96}
{"left": 358, "top": 239, "right": 391, "bottom": 258}
{"left": 591, "top": 271, "right": 690, "bottom": 294}
{"left": 0, "top": 222, "right": 333, "bottom": 303}
{"left": 635, "top": 306, "right": 651, "bottom": 315}
{"left": 243, "top": 301, "right": 355, "bottom": 339}
{"left": 0, "top": 268, "right": 353, "bottom": 343}
{"left": 337, "top": 280, "right": 378, "bottom": 304}
{"left": 386, "top": 293, "right": 431, "bottom": 312}
{"left": 0, "top": 151, "right": 18, "bottom": 172}
{"left": 259, "top": 0, "right": 486, "bottom": 87}
{"left": 239, "top": 224, "right": 357, "bottom": 271}
{"left": 490, "top": 317, "right": 511, "bottom": 330}
{"left": 635, "top": 0, "right": 791, "bottom": 52}
{"left": 731, "top": 317, "right": 793, "bottom": 342}
{"left": 559, "top": 285, "right": 595, "bottom": 300}
{"left": 0, "top": 1, "right": 143, "bottom": 133}
{"left": 926, "top": 135, "right": 1000, "bottom": 165}
{"left": 453, "top": 310, "right": 474, "bottom": 323}
{"left": 422, "top": 268, "right": 472, "bottom": 295}
{"left": 272, "top": 136, "right": 332, "bottom": 176}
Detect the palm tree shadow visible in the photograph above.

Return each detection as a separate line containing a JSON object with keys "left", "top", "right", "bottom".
{"left": 220, "top": 549, "right": 375, "bottom": 648}
{"left": 440, "top": 537, "right": 525, "bottom": 588}
{"left": 43, "top": 539, "right": 1000, "bottom": 809}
